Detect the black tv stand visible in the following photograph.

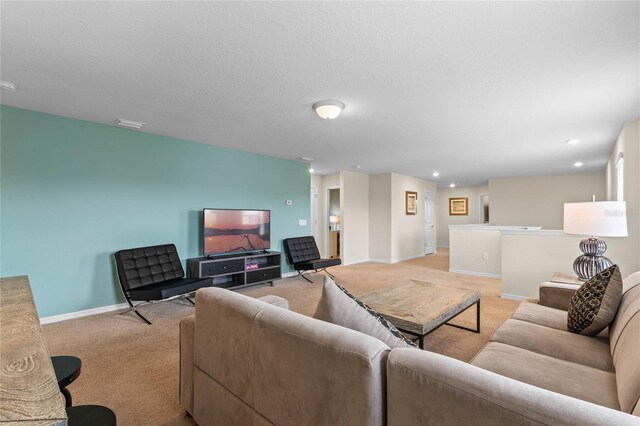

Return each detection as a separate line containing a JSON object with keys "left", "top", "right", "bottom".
{"left": 188, "top": 251, "right": 281, "bottom": 290}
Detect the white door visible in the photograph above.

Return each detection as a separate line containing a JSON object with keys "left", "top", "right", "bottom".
{"left": 310, "top": 187, "right": 318, "bottom": 239}
{"left": 424, "top": 192, "right": 435, "bottom": 254}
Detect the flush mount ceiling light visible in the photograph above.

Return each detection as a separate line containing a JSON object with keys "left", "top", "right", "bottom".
{"left": 450, "top": 183, "right": 456, "bottom": 188}
{"left": 566, "top": 139, "right": 581, "bottom": 145}
{"left": 0, "top": 80, "right": 16, "bottom": 91}
{"left": 309, "top": 166, "right": 315, "bottom": 173}
{"left": 117, "top": 118, "right": 146, "bottom": 129}
{"left": 574, "top": 161, "right": 583, "bottom": 167}
{"left": 299, "top": 156, "right": 314, "bottom": 162}
{"left": 313, "top": 100, "right": 345, "bottom": 120}
{"left": 432, "top": 171, "right": 440, "bottom": 177}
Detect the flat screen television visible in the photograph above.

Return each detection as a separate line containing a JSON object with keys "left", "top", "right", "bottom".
{"left": 203, "top": 209, "right": 271, "bottom": 256}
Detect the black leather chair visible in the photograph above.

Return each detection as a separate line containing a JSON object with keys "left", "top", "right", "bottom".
{"left": 114, "top": 244, "right": 211, "bottom": 324}
{"left": 283, "top": 236, "right": 341, "bottom": 282}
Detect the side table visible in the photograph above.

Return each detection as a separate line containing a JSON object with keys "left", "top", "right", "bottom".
{"left": 66, "top": 405, "right": 117, "bottom": 425}
{"left": 52, "top": 355, "right": 82, "bottom": 407}
{"left": 550, "top": 272, "right": 585, "bottom": 285}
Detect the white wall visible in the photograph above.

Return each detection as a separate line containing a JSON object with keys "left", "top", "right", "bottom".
{"left": 310, "top": 173, "right": 322, "bottom": 245}
{"left": 436, "top": 185, "right": 488, "bottom": 247}
{"left": 329, "top": 189, "right": 340, "bottom": 216}
{"left": 341, "top": 170, "right": 370, "bottom": 265}
{"left": 489, "top": 172, "right": 606, "bottom": 229}
{"left": 449, "top": 226, "right": 503, "bottom": 278}
{"left": 390, "top": 173, "right": 437, "bottom": 263}
{"left": 501, "top": 230, "right": 638, "bottom": 299}
{"left": 369, "top": 173, "right": 392, "bottom": 263}
{"left": 606, "top": 118, "right": 640, "bottom": 273}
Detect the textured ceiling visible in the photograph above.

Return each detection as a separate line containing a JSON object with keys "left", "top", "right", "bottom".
{"left": 1, "top": 2, "right": 638, "bottom": 186}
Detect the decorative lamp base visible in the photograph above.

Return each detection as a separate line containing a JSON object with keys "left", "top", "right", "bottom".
{"left": 573, "top": 237, "right": 612, "bottom": 280}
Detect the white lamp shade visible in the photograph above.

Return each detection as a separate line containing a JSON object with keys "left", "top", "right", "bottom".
{"left": 563, "top": 201, "right": 628, "bottom": 237}
{"left": 329, "top": 215, "right": 340, "bottom": 224}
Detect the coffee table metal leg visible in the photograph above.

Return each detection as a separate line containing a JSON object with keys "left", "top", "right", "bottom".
{"left": 418, "top": 335, "right": 424, "bottom": 349}
{"left": 444, "top": 300, "right": 481, "bottom": 334}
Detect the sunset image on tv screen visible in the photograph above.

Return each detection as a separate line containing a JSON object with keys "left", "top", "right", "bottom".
{"left": 204, "top": 210, "right": 270, "bottom": 255}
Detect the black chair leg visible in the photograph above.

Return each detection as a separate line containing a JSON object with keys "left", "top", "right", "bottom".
{"left": 121, "top": 296, "right": 152, "bottom": 325}
{"left": 61, "top": 387, "right": 72, "bottom": 407}
{"left": 298, "top": 271, "right": 314, "bottom": 283}
{"left": 184, "top": 295, "right": 195, "bottom": 305}
{"left": 323, "top": 269, "right": 337, "bottom": 280}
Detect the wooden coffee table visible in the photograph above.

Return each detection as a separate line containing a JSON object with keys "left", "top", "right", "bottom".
{"left": 359, "top": 280, "right": 480, "bottom": 349}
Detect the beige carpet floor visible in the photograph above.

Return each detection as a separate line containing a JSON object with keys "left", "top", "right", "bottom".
{"left": 43, "top": 249, "right": 519, "bottom": 425}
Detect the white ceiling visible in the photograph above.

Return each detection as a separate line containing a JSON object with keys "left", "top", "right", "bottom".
{"left": 2, "top": 2, "right": 638, "bottom": 187}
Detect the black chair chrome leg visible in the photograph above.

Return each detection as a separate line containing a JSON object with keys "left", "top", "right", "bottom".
{"left": 297, "top": 271, "right": 314, "bottom": 283}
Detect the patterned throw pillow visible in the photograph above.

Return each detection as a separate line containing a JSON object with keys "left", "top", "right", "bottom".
{"left": 567, "top": 265, "right": 623, "bottom": 336}
{"left": 314, "top": 276, "right": 417, "bottom": 349}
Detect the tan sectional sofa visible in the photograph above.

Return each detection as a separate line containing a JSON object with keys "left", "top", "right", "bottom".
{"left": 180, "top": 272, "right": 640, "bottom": 425}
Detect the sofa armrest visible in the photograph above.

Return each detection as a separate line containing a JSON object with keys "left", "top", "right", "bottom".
{"left": 179, "top": 314, "right": 196, "bottom": 416}
{"left": 539, "top": 282, "right": 582, "bottom": 310}
{"left": 387, "top": 348, "right": 637, "bottom": 426}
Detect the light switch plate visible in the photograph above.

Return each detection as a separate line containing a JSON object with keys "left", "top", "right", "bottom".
{"left": 299, "top": 219, "right": 307, "bottom": 226}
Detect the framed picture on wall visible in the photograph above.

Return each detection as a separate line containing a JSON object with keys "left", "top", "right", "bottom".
{"left": 449, "top": 197, "right": 468, "bottom": 215}
{"left": 405, "top": 191, "right": 418, "bottom": 215}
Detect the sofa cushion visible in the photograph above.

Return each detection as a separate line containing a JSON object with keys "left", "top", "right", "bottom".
{"left": 253, "top": 306, "right": 389, "bottom": 426}
{"left": 511, "top": 301, "right": 568, "bottom": 330}
{"left": 314, "top": 276, "right": 417, "bottom": 349}
{"left": 490, "top": 319, "right": 614, "bottom": 372}
{"left": 471, "top": 342, "right": 620, "bottom": 410}
{"left": 567, "top": 265, "right": 622, "bottom": 336}
{"left": 512, "top": 301, "right": 610, "bottom": 338}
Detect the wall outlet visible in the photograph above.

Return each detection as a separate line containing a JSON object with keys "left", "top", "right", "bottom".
{"left": 482, "top": 252, "right": 489, "bottom": 260}
{"left": 299, "top": 219, "right": 307, "bottom": 226}
{"left": 286, "top": 200, "right": 293, "bottom": 206}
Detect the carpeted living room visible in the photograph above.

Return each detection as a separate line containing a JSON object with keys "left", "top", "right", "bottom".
{"left": 42, "top": 250, "right": 520, "bottom": 425}
{"left": 1, "top": 2, "right": 639, "bottom": 426}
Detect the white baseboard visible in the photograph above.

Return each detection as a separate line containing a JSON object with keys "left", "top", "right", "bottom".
{"left": 437, "top": 245, "right": 450, "bottom": 248}
{"left": 396, "top": 253, "right": 427, "bottom": 262}
{"left": 501, "top": 293, "right": 531, "bottom": 301}
{"left": 281, "top": 271, "right": 298, "bottom": 278}
{"left": 368, "top": 258, "right": 392, "bottom": 264}
{"left": 449, "top": 268, "right": 502, "bottom": 279}
{"left": 40, "top": 302, "right": 129, "bottom": 325}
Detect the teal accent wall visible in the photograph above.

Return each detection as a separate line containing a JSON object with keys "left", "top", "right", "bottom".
{"left": 0, "top": 106, "right": 310, "bottom": 317}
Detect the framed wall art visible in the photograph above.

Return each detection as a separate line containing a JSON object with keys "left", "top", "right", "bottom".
{"left": 449, "top": 197, "right": 468, "bottom": 216}
{"left": 405, "top": 191, "right": 417, "bottom": 215}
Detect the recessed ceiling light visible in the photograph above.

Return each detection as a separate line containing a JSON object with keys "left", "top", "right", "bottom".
{"left": 432, "top": 171, "right": 440, "bottom": 177}
{"left": 309, "top": 167, "right": 315, "bottom": 173}
{"left": 574, "top": 162, "right": 583, "bottom": 167}
{"left": 566, "top": 139, "right": 581, "bottom": 145}
{"left": 449, "top": 183, "right": 456, "bottom": 188}
{"left": 313, "top": 100, "right": 345, "bottom": 120}
{"left": 117, "top": 118, "right": 146, "bottom": 129}
{"left": 0, "top": 80, "right": 16, "bottom": 91}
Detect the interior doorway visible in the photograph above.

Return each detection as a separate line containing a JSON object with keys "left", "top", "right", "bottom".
{"left": 424, "top": 191, "right": 435, "bottom": 255}
{"left": 479, "top": 193, "right": 490, "bottom": 224}
{"left": 326, "top": 187, "right": 341, "bottom": 259}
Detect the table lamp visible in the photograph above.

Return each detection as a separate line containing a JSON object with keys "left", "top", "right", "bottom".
{"left": 563, "top": 200, "right": 627, "bottom": 280}
{"left": 329, "top": 215, "right": 340, "bottom": 231}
